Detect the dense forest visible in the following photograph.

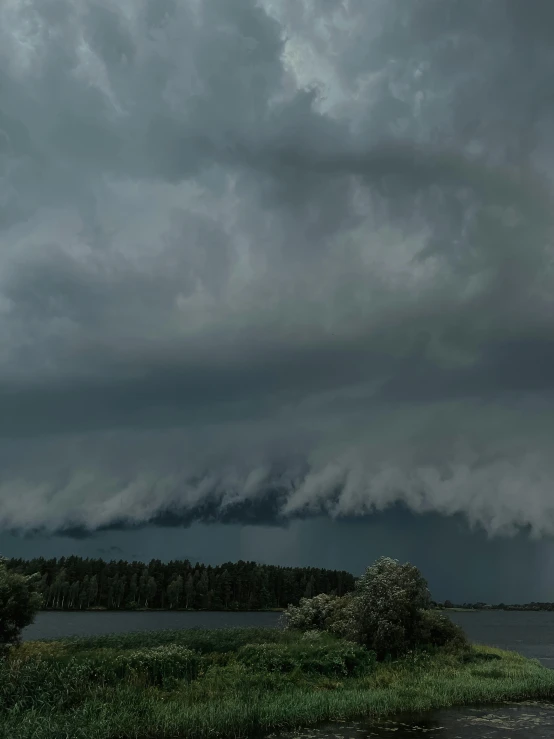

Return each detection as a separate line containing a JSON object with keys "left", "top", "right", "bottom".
{"left": 5, "top": 556, "right": 356, "bottom": 611}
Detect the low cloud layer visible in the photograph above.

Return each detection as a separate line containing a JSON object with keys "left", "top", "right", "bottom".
{"left": 1, "top": 0, "right": 554, "bottom": 538}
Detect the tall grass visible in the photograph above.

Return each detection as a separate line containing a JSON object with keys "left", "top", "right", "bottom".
{"left": 34, "top": 626, "right": 297, "bottom": 653}
{"left": 2, "top": 630, "right": 554, "bottom": 739}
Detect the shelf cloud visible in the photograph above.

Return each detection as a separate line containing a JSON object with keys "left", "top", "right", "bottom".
{"left": 1, "top": 0, "right": 554, "bottom": 538}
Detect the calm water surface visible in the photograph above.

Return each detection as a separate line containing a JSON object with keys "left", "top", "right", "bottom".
{"left": 23, "top": 608, "right": 554, "bottom": 667}
{"left": 22, "top": 609, "right": 281, "bottom": 641}
{"left": 270, "top": 703, "right": 554, "bottom": 739}
{"left": 447, "top": 610, "right": 554, "bottom": 668}
{"left": 22, "top": 609, "right": 554, "bottom": 738}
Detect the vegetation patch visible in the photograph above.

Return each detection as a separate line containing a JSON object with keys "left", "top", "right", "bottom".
{"left": 236, "top": 639, "right": 375, "bottom": 677}
{"left": 50, "top": 625, "right": 299, "bottom": 653}
{"left": 2, "top": 556, "right": 554, "bottom": 739}
{"left": 1, "top": 635, "right": 554, "bottom": 739}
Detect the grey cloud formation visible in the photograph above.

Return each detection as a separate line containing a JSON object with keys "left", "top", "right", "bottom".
{"left": 1, "top": 0, "right": 554, "bottom": 539}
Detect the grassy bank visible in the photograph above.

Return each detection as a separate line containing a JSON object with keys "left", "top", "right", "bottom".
{"left": 2, "top": 627, "right": 554, "bottom": 739}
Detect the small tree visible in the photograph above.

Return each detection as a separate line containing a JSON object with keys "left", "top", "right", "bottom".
{"left": 355, "top": 556, "right": 431, "bottom": 659}
{"left": 0, "top": 557, "right": 43, "bottom": 656}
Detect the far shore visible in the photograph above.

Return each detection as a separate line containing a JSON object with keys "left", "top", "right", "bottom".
{"left": 38, "top": 605, "right": 554, "bottom": 614}
{"left": 37, "top": 606, "right": 286, "bottom": 613}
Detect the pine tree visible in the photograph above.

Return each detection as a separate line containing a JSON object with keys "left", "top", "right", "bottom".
{"left": 79, "top": 576, "right": 90, "bottom": 609}
{"left": 197, "top": 571, "right": 209, "bottom": 609}
{"left": 88, "top": 575, "right": 98, "bottom": 608}
{"left": 145, "top": 577, "right": 157, "bottom": 608}
{"left": 184, "top": 574, "right": 194, "bottom": 609}
{"left": 128, "top": 574, "right": 138, "bottom": 607}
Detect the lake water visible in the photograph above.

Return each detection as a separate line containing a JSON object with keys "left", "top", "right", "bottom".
{"left": 270, "top": 703, "right": 554, "bottom": 739}
{"left": 22, "top": 608, "right": 554, "bottom": 667}
{"left": 22, "top": 609, "right": 282, "bottom": 641}
{"left": 22, "top": 609, "right": 554, "bottom": 739}
{"left": 447, "top": 610, "right": 554, "bottom": 668}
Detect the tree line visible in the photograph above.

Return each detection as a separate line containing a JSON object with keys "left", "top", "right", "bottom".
{"left": 4, "top": 557, "right": 356, "bottom": 612}
{"left": 439, "top": 600, "right": 554, "bottom": 611}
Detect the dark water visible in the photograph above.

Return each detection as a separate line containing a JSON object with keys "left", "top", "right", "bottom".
{"left": 23, "top": 608, "right": 554, "bottom": 668}
{"left": 22, "top": 609, "right": 282, "bottom": 641}
{"left": 447, "top": 610, "right": 554, "bottom": 668}
{"left": 271, "top": 703, "right": 554, "bottom": 739}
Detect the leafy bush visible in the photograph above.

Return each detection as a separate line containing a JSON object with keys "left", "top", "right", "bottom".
{"left": 282, "top": 593, "right": 357, "bottom": 640}
{"left": 0, "top": 557, "right": 43, "bottom": 656}
{"left": 236, "top": 641, "right": 375, "bottom": 677}
{"left": 415, "top": 609, "right": 468, "bottom": 650}
{"left": 324, "top": 594, "right": 358, "bottom": 640}
{"left": 282, "top": 593, "right": 340, "bottom": 631}
{"left": 283, "top": 557, "right": 468, "bottom": 661}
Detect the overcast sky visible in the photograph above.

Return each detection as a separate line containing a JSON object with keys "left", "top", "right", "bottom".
{"left": 2, "top": 0, "right": 554, "bottom": 601}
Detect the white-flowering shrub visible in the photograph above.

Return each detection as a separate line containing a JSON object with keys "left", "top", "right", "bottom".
{"left": 282, "top": 593, "right": 339, "bottom": 632}
{"left": 354, "top": 556, "right": 431, "bottom": 658}
{"left": 283, "top": 556, "right": 466, "bottom": 660}
{"left": 282, "top": 592, "right": 358, "bottom": 639}
{"left": 324, "top": 595, "right": 358, "bottom": 641}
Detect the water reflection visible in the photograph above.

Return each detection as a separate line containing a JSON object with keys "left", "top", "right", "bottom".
{"left": 269, "top": 702, "right": 554, "bottom": 739}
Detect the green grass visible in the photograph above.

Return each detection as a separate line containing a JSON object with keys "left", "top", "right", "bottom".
{"left": 34, "top": 625, "right": 295, "bottom": 653}
{"left": 2, "top": 628, "right": 554, "bottom": 739}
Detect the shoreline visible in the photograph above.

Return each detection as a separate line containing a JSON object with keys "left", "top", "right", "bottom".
{"left": 30, "top": 603, "right": 554, "bottom": 617}
{"left": 3, "top": 627, "right": 554, "bottom": 739}
{"left": 37, "top": 606, "right": 286, "bottom": 613}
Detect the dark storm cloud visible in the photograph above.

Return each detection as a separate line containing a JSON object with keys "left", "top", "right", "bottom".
{"left": 39, "top": 492, "right": 293, "bottom": 540}
{"left": 1, "top": 0, "right": 554, "bottom": 537}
